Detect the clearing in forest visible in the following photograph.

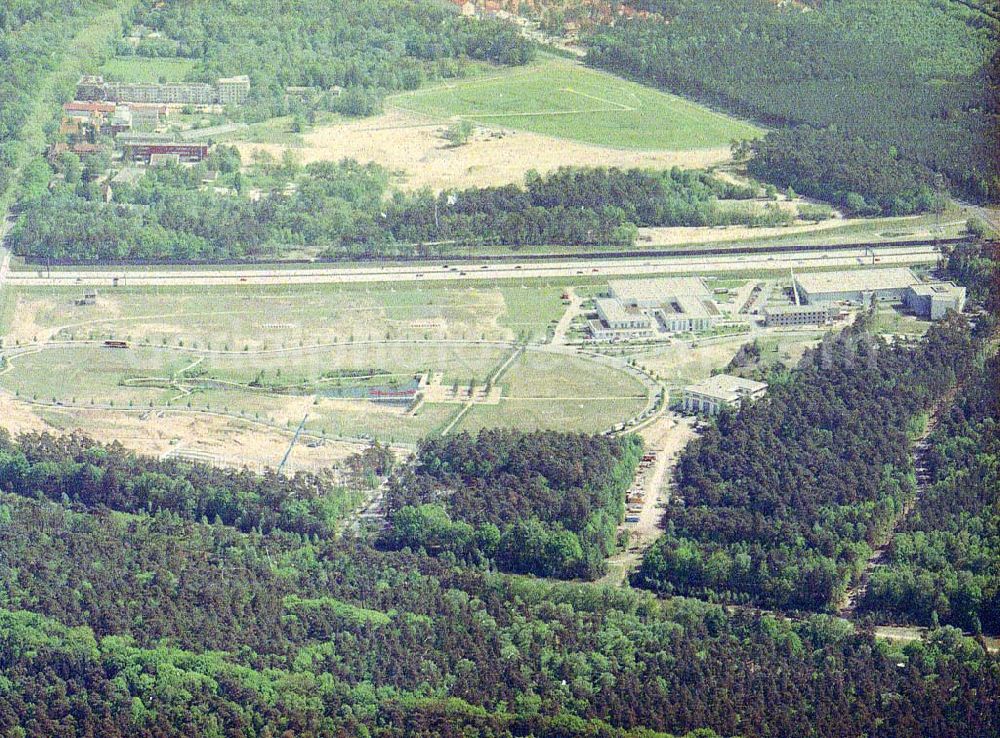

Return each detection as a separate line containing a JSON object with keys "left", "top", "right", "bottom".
{"left": 392, "top": 57, "right": 763, "bottom": 150}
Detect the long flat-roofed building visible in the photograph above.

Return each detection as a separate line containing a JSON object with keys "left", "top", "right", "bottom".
{"left": 682, "top": 374, "right": 768, "bottom": 415}
{"left": 609, "top": 277, "right": 711, "bottom": 307}
{"left": 794, "top": 268, "right": 918, "bottom": 305}
{"left": 764, "top": 304, "right": 832, "bottom": 327}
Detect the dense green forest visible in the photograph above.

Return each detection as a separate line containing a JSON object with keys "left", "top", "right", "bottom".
{"left": 0, "top": 430, "right": 365, "bottom": 537}
{"left": 9, "top": 159, "right": 789, "bottom": 261}
{"left": 588, "top": 0, "right": 999, "bottom": 208}
{"left": 859, "top": 353, "right": 999, "bottom": 632}
{"left": 635, "top": 313, "right": 979, "bottom": 611}
{"left": 119, "top": 0, "right": 534, "bottom": 120}
{"left": 0, "top": 0, "right": 118, "bottom": 202}
{"left": 384, "top": 430, "right": 642, "bottom": 579}
{"left": 0, "top": 482, "right": 996, "bottom": 737}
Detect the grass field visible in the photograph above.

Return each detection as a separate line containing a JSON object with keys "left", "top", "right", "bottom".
{"left": 6, "top": 283, "right": 539, "bottom": 348}
{"left": 2, "top": 282, "right": 649, "bottom": 443}
{"left": 0, "top": 341, "right": 646, "bottom": 443}
{"left": 392, "top": 57, "right": 762, "bottom": 150}
{"left": 454, "top": 349, "right": 648, "bottom": 434}
{"left": 100, "top": 55, "right": 197, "bottom": 83}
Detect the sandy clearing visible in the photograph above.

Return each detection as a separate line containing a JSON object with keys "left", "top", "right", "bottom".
{"left": 234, "top": 108, "right": 731, "bottom": 192}
{"left": 600, "top": 412, "right": 698, "bottom": 586}
{"left": 638, "top": 217, "right": 853, "bottom": 246}
{"left": 0, "top": 398, "right": 365, "bottom": 474}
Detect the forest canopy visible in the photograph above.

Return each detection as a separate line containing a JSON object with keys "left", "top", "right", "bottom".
{"left": 383, "top": 429, "right": 642, "bottom": 579}
{"left": 587, "top": 0, "right": 999, "bottom": 207}
{"left": 635, "top": 313, "right": 979, "bottom": 611}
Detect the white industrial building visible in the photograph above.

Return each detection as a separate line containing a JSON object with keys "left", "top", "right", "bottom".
{"left": 682, "top": 374, "right": 768, "bottom": 415}
{"left": 589, "top": 297, "right": 654, "bottom": 341}
{"left": 793, "top": 268, "right": 966, "bottom": 320}
{"left": 794, "top": 268, "right": 919, "bottom": 306}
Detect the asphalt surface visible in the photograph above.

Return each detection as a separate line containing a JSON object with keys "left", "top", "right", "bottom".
{"left": 6, "top": 244, "right": 938, "bottom": 288}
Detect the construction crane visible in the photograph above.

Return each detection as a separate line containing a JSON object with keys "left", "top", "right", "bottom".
{"left": 277, "top": 413, "right": 308, "bottom": 475}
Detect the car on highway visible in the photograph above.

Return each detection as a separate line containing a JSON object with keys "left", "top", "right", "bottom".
{"left": 514, "top": 265, "right": 522, "bottom": 270}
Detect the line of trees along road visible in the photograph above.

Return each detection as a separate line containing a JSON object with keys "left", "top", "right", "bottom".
{"left": 587, "top": 0, "right": 998, "bottom": 209}
{"left": 0, "top": 0, "right": 119, "bottom": 203}
{"left": 8, "top": 160, "right": 791, "bottom": 262}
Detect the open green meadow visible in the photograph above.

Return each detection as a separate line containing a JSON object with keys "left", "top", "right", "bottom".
{"left": 392, "top": 57, "right": 762, "bottom": 150}
{"left": 1, "top": 282, "right": 648, "bottom": 443}
{"left": 9, "top": 282, "right": 559, "bottom": 348}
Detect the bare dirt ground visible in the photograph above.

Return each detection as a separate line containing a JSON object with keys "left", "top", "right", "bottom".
{"left": 0, "top": 396, "right": 364, "bottom": 474}
{"left": 601, "top": 412, "right": 697, "bottom": 585}
{"left": 550, "top": 288, "right": 580, "bottom": 345}
{"left": 235, "top": 108, "right": 731, "bottom": 192}
{"left": 638, "top": 219, "right": 849, "bottom": 246}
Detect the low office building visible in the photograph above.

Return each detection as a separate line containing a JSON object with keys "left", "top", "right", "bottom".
{"left": 590, "top": 297, "right": 655, "bottom": 341}
{"left": 118, "top": 134, "right": 209, "bottom": 163}
{"left": 905, "top": 282, "right": 966, "bottom": 320}
{"left": 763, "top": 304, "right": 832, "bottom": 327}
{"left": 794, "top": 268, "right": 918, "bottom": 305}
{"left": 602, "top": 277, "right": 721, "bottom": 335}
{"left": 682, "top": 374, "right": 768, "bottom": 415}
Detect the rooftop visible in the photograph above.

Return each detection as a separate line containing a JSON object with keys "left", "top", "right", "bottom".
{"left": 595, "top": 297, "right": 648, "bottom": 325}
{"left": 795, "top": 267, "right": 917, "bottom": 295}
{"left": 685, "top": 373, "right": 768, "bottom": 402}
{"left": 764, "top": 304, "right": 829, "bottom": 315}
{"left": 609, "top": 277, "right": 710, "bottom": 303}
{"left": 908, "top": 281, "right": 963, "bottom": 297}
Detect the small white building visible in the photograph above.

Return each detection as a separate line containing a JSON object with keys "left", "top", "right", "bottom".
{"left": 682, "top": 374, "right": 768, "bottom": 415}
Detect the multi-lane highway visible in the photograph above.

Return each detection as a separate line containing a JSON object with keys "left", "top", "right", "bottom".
{"left": 5, "top": 243, "right": 939, "bottom": 288}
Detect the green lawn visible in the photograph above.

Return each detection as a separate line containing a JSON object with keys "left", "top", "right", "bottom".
{"left": 391, "top": 57, "right": 762, "bottom": 150}
{"left": 0, "top": 341, "right": 646, "bottom": 443}
{"left": 100, "top": 55, "right": 197, "bottom": 83}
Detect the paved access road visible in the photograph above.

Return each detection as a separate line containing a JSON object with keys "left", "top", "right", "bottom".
{"left": 6, "top": 243, "right": 938, "bottom": 288}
